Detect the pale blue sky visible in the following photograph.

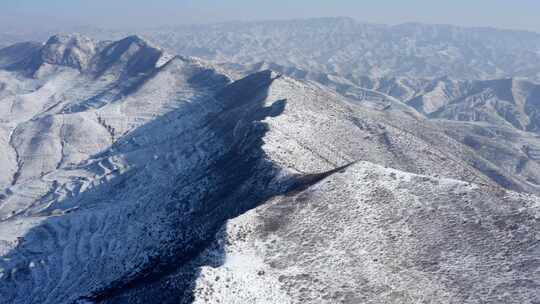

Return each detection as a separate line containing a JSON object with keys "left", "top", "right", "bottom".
{"left": 2, "top": 0, "right": 540, "bottom": 32}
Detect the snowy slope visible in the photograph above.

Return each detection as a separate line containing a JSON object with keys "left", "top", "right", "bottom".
{"left": 223, "top": 62, "right": 540, "bottom": 195}
{"left": 0, "top": 34, "right": 539, "bottom": 304}
{"left": 192, "top": 161, "right": 540, "bottom": 304}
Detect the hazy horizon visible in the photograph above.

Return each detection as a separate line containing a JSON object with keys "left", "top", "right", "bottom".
{"left": 2, "top": 0, "right": 540, "bottom": 33}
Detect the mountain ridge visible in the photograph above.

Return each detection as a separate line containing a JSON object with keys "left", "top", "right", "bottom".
{"left": 0, "top": 33, "right": 539, "bottom": 303}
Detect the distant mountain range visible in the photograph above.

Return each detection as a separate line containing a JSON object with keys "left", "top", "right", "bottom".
{"left": 3, "top": 18, "right": 540, "bottom": 82}
{"left": 0, "top": 21, "right": 539, "bottom": 303}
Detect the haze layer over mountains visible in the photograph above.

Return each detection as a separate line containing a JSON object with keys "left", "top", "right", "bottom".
{"left": 0, "top": 18, "right": 539, "bottom": 303}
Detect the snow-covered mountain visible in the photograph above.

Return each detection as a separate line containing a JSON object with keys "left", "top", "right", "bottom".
{"left": 96, "top": 17, "right": 540, "bottom": 82}
{"left": 0, "top": 34, "right": 539, "bottom": 304}
{"left": 190, "top": 161, "right": 539, "bottom": 304}
{"left": 4, "top": 18, "right": 540, "bottom": 82}
{"left": 223, "top": 61, "right": 540, "bottom": 194}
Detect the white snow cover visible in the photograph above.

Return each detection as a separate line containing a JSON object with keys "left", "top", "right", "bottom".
{"left": 0, "top": 33, "right": 539, "bottom": 303}
{"left": 193, "top": 161, "right": 540, "bottom": 303}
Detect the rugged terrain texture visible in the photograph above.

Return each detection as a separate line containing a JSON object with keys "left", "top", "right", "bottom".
{"left": 0, "top": 34, "right": 539, "bottom": 303}
{"left": 4, "top": 18, "right": 540, "bottom": 82}
{"left": 86, "top": 18, "right": 540, "bottom": 82}
{"left": 192, "top": 162, "right": 540, "bottom": 304}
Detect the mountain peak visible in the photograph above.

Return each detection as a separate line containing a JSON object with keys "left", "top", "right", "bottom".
{"left": 40, "top": 33, "right": 98, "bottom": 70}
{"left": 44, "top": 33, "right": 93, "bottom": 45}
{"left": 123, "top": 34, "right": 149, "bottom": 43}
{"left": 116, "top": 35, "right": 158, "bottom": 50}
{"left": 0, "top": 34, "right": 166, "bottom": 78}
{"left": 90, "top": 35, "right": 163, "bottom": 78}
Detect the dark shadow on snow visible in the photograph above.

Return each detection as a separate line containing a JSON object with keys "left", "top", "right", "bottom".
{"left": 0, "top": 70, "right": 353, "bottom": 304}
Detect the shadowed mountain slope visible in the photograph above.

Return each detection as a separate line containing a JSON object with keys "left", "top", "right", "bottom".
{"left": 0, "top": 35, "right": 538, "bottom": 303}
